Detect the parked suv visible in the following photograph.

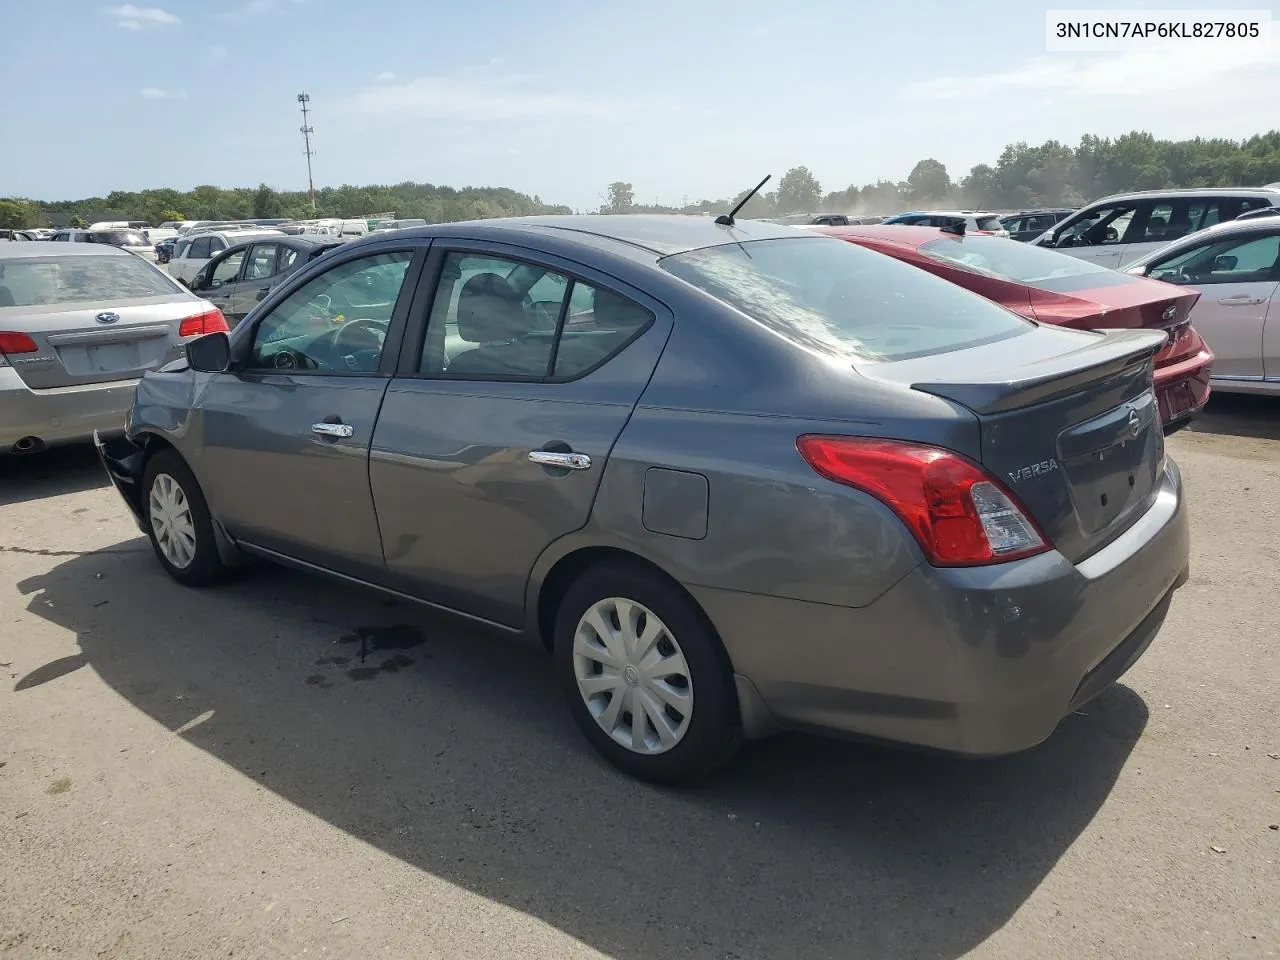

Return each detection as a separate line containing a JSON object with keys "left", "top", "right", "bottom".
{"left": 1029, "top": 187, "right": 1280, "bottom": 269}
{"left": 168, "top": 229, "right": 283, "bottom": 286}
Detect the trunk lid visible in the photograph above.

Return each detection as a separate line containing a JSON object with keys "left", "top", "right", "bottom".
{"left": 1, "top": 297, "right": 197, "bottom": 389}
{"left": 857, "top": 326, "right": 1168, "bottom": 563}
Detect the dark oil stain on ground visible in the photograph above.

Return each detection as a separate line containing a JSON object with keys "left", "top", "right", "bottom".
{"left": 338, "top": 624, "right": 425, "bottom": 662}
{"left": 347, "top": 653, "right": 416, "bottom": 682}
{"left": 305, "top": 674, "right": 334, "bottom": 689}
{"left": 314, "top": 655, "right": 352, "bottom": 667}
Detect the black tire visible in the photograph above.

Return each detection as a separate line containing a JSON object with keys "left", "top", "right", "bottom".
{"left": 141, "top": 449, "right": 228, "bottom": 587}
{"left": 554, "top": 561, "right": 742, "bottom": 784}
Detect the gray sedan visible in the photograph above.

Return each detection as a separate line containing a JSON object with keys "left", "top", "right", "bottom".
{"left": 96, "top": 215, "right": 1190, "bottom": 782}
{"left": 1, "top": 243, "right": 228, "bottom": 453}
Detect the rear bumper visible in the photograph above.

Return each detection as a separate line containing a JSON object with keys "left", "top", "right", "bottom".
{"left": 695, "top": 459, "right": 1190, "bottom": 754}
{"left": 0, "top": 367, "right": 136, "bottom": 451}
{"left": 1154, "top": 337, "right": 1213, "bottom": 432}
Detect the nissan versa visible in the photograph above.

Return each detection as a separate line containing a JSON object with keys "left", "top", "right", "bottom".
{"left": 96, "top": 215, "right": 1191, "bottom": 783}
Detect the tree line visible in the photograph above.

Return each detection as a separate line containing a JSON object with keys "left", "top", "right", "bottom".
{"left": 3, "top": 130, "right": 1280, "bottom": 230}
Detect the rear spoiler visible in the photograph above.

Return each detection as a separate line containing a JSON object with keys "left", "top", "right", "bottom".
{"left": 908, "top": 328, "right": 1168, "bottom": 415}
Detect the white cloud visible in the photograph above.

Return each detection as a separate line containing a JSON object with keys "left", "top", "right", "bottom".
{"left": 140, "top": 87, "right": 187, "bottom": 100}
{"left": 207, "top": 45, "right": 228, "bottom": 63}
{"left": 337, "top": 70, "right": 628, "bottom": 123}
{"left": 899, "top": 40, "right": 1280, "bottom": 104}
{"left": 375, "top": 71, "right": 396, "bottom": 82}
{"left": 105, "top": 4, "right": 180, "bottom": 29}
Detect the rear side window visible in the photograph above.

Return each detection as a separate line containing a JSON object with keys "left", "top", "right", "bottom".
{"left": 0, "top": 255, "right": 178, "bottom": 306}
{"left": 420, "top": 252, "right": 654, "bottom": 379}
{"left": 975, "top": 216, "right": 1003, "bottom": 231}
{"left": 188, "top": 237, "right": 212, "bottom": 259}
{"left": 661, "top": 236, "right": 1032, "bottom": 362}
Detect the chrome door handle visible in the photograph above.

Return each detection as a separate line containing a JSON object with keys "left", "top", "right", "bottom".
{"left": 311, "top": 422, "right": 354, "bottom": 439}
{"left": 528, "top": 450, "right": 591, "bottom": 470}
{"left": 1217, "top": 295, "right": 1266, "bottom": 305}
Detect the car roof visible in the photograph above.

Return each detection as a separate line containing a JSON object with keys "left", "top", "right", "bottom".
{"left": 0, "top": 241, "right": 133, "bottom": 260}
{"left": 345, "top": 214, "right": 807, "bottom": 257}
{"left": 1089, "top": 186, "right": 1280, "bottom": 205}
{"left": 817, "top": 224, "right": 946, "bottom": 247}
{"left": 221, "top": 235, "right": 341, "bottom": 253}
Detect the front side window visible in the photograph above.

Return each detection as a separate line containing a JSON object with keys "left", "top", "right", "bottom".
{"left": 662, "top": 236, "right": 1032, "bottom": 362}
{"left": 1055, "top": 204, "right": 1135, "bottom": 247}
{"left": 248, "top": 251, "right": 413, "bottom": 374}
{"left": 420, "top": 252, "right": 653, "bottom": 379}
{"left": 1146, "top": 233, "right": 1280, "bottom": 285}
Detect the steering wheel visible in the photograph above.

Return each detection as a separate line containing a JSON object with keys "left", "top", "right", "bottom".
{"left": 329, "top": 317, "right": 385, "bottom": 370}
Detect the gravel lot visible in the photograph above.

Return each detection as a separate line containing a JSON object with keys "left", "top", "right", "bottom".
{"left": 2, "top": 396, "right": 1278, "bottom": 960}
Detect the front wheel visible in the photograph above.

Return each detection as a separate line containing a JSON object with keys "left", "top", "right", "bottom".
{"left": 554, "top": 562, "right": 742, "bottom": 783}
{"left": 142, "top": 450, "right": 228, "bottom": 586}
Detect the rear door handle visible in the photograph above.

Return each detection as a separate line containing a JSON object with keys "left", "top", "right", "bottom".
{"left": 1217, "top": 295, "right": 1266, "bottom": 305}
{"left": 312, "top": 422, "right": 354, "bottom": 439}
{"left": 528, "top": 450, "right": 591, "bottom": 470}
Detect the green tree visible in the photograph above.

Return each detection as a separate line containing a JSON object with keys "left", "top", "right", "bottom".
{"left": 906, "top": 159, "right": 951, "bottom": 204}
{"left": 159, "top": 209, "right": 184, "bottom": 223}
{"left": 0, "top": 199, "right": 37, "bottom": 229}
{"left": 70, "top": 215, "right": 88, "bottom": 229}
{"left": 252, "top": 183, "right": 280, "bottom": 219}
{"left": 775, "top": 166, "right": 822, "bottom": 214}
{"left": 603, "top": 181, "right": 634, "bottom": 213}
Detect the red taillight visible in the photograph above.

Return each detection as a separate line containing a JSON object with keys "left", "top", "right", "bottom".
{"left": 796, "top": 435, "right": 1050, "bottom": 566}
{"left": 179, "top": 307, "right": 230, "bottom": 338}
{"left": 0, "top": 332, "right": 39, "bottom": 355}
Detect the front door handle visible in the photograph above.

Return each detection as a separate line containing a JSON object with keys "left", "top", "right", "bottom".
{"left": 1217, "top": 295, "right": 1266, "bottom": 305}
{"left": 312, "top": 422, "right": 354, "bottom": 439}
{"left": 528, "top": 450, "right": 591, "bottom": 470}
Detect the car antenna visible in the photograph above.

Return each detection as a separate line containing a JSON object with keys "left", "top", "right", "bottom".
{"left": 939, "top": 218, "right": 966, "bottom": 236}
{"left": 715, "top": 174, "right": 772, "bottom": 226}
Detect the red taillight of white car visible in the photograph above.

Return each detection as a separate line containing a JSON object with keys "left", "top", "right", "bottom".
{"left": 796, "top": 435, "right": 1050, "bottom": 566}
{"left": 0, "top": 332, "right": 40, "bottom": 355}
{"left": 178, "top": 307, "right": 230, "bottom": 338}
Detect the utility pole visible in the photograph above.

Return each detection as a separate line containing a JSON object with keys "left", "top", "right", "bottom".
{"left": 297, "top": 92, "right": 316, "bottom": 215}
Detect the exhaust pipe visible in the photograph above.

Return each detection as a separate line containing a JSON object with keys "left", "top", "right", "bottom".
{"left": 11, "top": 436, "right": 44, "bottom": 454}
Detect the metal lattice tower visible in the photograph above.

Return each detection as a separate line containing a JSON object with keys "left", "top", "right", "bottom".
{"left": 297, "top": 92, "right": 316, "bottom": 214}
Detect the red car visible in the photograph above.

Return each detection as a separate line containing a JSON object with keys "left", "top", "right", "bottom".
{"left": 817, "top": 225, "right": 1214, "bottom": 431}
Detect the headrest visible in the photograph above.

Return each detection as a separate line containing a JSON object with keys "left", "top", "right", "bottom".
{"left": 457, "top": 272, "right": 523, "bottom": 343}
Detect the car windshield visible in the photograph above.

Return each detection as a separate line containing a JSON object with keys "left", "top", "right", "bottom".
{"left": 921, "top": 235, "right": 1116, "bottom": 284}
{"left": 660, "top": 236, "right": 1032, "bottom": 362}
{"left": 0, "top": 255, "right": 177, "bottom": 306}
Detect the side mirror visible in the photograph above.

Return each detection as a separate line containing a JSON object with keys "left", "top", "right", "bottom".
{"left": 1213, "top": 254, "right": 1238, "bottom": 271}
{"left": 186, "top": 332, "right": 231, "bottom": 373}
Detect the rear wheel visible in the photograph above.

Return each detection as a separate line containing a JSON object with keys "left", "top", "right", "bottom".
{"left": 142, "top": 450, "right": 228, "bottom": 587}
{"left": 554, "top": 562, "right": 741, "bottom": 783}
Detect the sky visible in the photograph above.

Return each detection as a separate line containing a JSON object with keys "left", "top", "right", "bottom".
{"left": 2, "top": 0, "right": 1279, "bottom": 209}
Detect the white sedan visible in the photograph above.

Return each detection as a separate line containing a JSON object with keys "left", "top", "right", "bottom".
{"left": 1127, "top": 214, "right": 1280, "bottom": 396}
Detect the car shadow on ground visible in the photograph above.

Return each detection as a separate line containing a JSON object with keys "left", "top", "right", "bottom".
{"left": 15, "top": 546, "right": 1149, "bottom": 960}
{"left": 1188, "top": 394, "right": 1280, "bottom": 441}
{"left": 0, "top": 443, "right": 109, "bottom": 507}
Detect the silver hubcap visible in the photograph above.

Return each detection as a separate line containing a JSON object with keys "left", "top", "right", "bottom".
{"left": 149, "top": 472, "right": 197, "bottom": 570}
{"left": 573, "top": 597, "right": 693, "bottom": 755}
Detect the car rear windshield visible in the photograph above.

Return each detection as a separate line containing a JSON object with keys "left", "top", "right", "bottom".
{"left": 921, "top": 235, "right": 1116, "bottom": 285}
{"left": 0, "top": 255, "right": 178, "bottom": 307}
{"left": 975, "top": 216, "right": 1004, "bottom": 232}
{"left": 660, "top": 236, "right": 1032, "bottom": 362}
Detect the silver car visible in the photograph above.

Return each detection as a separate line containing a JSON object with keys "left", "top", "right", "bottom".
{"left": 1, "top": 243, "right": 227, "bottom": 453}
{"left": 1126, "top": 216, "right": 1280, "bottom": 395}
{"left": 96, "top": 216, "right": 1190, "bottom": 783}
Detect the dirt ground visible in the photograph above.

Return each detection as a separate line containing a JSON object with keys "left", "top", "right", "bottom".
{"left": 1, "top": 395, "right": 1278, "bottom": 960}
